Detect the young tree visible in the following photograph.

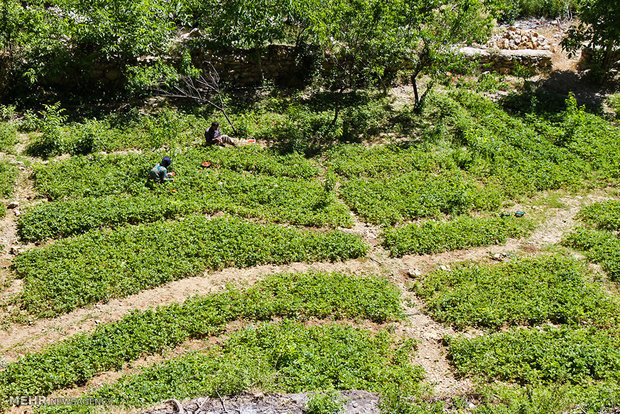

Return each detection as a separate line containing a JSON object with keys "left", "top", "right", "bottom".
{"left": 561, "top": 0, "right": 620, "bottom": 75}
{"left": 396, "top": 0, "right": 493, "bottom": 110}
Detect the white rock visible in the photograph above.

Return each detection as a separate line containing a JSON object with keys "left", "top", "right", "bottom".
{"left": 7, "top": 201, "right": 18, "bottom": 209}
{"left": 407, "top": 268, "right": 422, "bottom": 277}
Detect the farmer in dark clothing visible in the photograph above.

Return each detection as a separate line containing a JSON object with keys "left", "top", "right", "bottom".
{"left": 205, "top": 121, "right": 236, "bottom": 147}
{"left": 150, "top": 156, "right": 175, "bottom": 183}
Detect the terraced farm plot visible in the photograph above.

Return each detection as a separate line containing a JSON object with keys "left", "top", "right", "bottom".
{"left": 2, "top": 86, "right": 620, "bottom": 414}
{"left": 382, "top": 215, "right": 533, "bottom": 257}
{"left": 13, "top": 217, "right": 367, "bottom": 317}
{"left": 414, "top": 255, "right": 619, "bottom": 329}
{"left": 0, "top": 272, "right": 402, "bottom": 396}
{"left": 448, "top": 326, "right": 620, "bottom": 384}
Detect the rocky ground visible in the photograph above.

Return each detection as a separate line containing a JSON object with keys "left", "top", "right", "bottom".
{"left": 144, "top": 391, "right": 381, "bottom": 414}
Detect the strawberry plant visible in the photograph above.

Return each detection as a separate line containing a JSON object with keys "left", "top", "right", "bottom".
{"left": 382, "top": 216, "right": 533, "bottom": 257}
{"left": 13, "top": 216, "right": 368, "bottom": 317}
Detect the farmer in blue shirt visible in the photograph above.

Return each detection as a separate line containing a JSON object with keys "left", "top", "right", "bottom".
{"left": 150, "top": 156, "right": 175, "bottom": 183}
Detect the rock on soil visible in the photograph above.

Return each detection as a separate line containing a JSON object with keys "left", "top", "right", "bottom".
{"left": 143, "top": 391, "right": 380, "bottom": 414}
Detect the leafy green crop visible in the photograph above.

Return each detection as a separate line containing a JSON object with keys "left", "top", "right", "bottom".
{"left": 382, "top": 216, "right": 533, "bottom": 257}
{"left": 578, "top": 201, "right": 620, "bottom": 231}
{"left": 415, "top": 255, "right": 619, "bottom": 329}
{"left": 0, "top": 272, "right": 402, "bottom": 396}
{"left": 340, "top": 171, "right": 503, "bottom": 225}
{"left": 13, "top": 216, "right": 368, "bottom": 317}
{"left": 19, "top": 170, "right": 351, "bottom": 241}
{"left": 33, "top": 146, "right": 319, "bottom": 201}
{"left": 0, "top": 121, "right": 19, "bottom": 153}
{"left": 324, "top": 144, "right": 452, "bottom": 179}
{"left": 0, "top": 160, "right": 18, "bottom": 197}
{"left": 90, "top": 322, "right": 422, "bottom": 408}
{"left": 448, "top": 326, "right": 620, "bottom": 384}
{"left": 564, "top": 227, "right": 620, "bottom": 282}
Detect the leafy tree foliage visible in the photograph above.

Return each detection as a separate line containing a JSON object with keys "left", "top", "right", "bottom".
{"left": 561, "top": 0, "right": 620, "bottom": 74}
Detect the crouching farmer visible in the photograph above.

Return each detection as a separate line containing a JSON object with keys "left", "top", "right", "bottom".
{"left": 150, "top": 156, "right": 175, "bottom": 183}
{"left": 205, "top": 121, "right": 236, "bottom": 147}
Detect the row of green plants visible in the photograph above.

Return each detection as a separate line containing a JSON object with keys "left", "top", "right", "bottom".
{"left": 414, "top": 255, "right": 619, "bottom": 329}
{"left": 12, "top": 216, "right": 368, "bottom": 318}
{"left": 382, "top": 216, "right": 533, "bottom": 257}
{"left": 339, "top": 171, "right": 503, "bottom": 226}
{"left": 441, "top": 91, "right": 615, "bottom": 196}
{"left": 0, "top": 272, "right": 402, "bottom": 397}
{"left": 564, "top": 227, "right": 620, "bottom": 282}
{"left": 578, "top": 200, "right": 620, "bottom": 231}
{"left": 563, "top": 200, "right": 620, "bottom": 282}
{"left": 469, "top": 382, "right": 620, "bottom": 414}
{"left": 0, "top": 122, "right": 19, "bottom": 154}
{"left": 90, "top": 322, "right": 422, "bottom": 410}
{"left": 22, "top": 92, "right": 394, "bottom": 157}
{"left": 447, "top": 326, "right": 620, "bottom": 384}
{"left": 0, "top": 160, "right": 18, "bottom": 198}
{"left": 26, "top": 106, "right": 209, "bottom": 157}
{"left": 19, "top": 170, "right": 351, "bottom": 241}
{"left": 35, "top": 322, "right": 421, "bottom": 414}
{"left": 33, "top": 146, "right": 319, "bottom": 201}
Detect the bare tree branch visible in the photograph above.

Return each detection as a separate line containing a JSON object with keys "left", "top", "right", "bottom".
{"left": 153, "top": 63, "right": 237, "bottom": 134}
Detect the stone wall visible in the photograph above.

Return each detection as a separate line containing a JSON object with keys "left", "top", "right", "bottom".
{"left": 460, "top": 47, "right": 553, "bottom": 75}
{"left": 193, "top": 45, "right": 316, "bottom": 87}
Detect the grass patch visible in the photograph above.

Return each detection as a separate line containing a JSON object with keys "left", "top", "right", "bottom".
{"left": 382, "top": 216, "right": 533, "bottom": 257}
{"left": 12, "top": 216, "right": 368, "bottom": 318}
